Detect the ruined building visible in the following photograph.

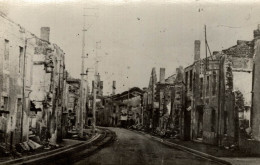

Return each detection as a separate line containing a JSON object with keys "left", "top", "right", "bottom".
{"left": 243, "top": 25, "right": 260, "bottom": 154}
{"left": 183, "top": 29, "right": 255, "bottom": 149}
{"left": 0, "top": 13, "right": 76, "bottom": 153}
{"left": 98, "top": 87, "right": 143, "bottom": 128}
{"left": 143, "top": 67, "right": 184, "bottom": 134}
{"left": 65, "top": 77, "right": 80, "bottom": 132}
{"left": 0, "top": 13, "right": 37, "bottom": 152}
{"left": 143, "top": 68, "right": 157, "bottom": 130}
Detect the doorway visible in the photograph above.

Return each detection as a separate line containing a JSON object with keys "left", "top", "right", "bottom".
{"left": 184, "top": 101, "right": 191, "bottom": 140}
{"left": 197, "top": 105, "right": 204, "bottom": 139}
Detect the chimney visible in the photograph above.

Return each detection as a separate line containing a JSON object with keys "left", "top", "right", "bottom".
{"left": 213, "top": 51, "right": 219, "bottom": 56}
{"left": 112, "top": 81, "right": 116, "bottom": 95}
{"left": 237, "top": 40, "right": 247, "bottom": 45}
{"left": 92, "top": 80, "right": 94, "bottom": 94}
{"left": 100, "top": 81, "right": 103, "bottom": 96}
{"left": 97, "top": 73, "right": 100, "bottom": 83}
{"left": 176, "top": 67, "right": 180, "bottom": 74}
{"left": 254, "top": 24, "right": 260, "bottom": 39}
{"left": 96, "top": 73, "right": 100, "bottom": 94}
{"left": 159, "top": 68, "right": 165, "bottom": 83}
{"left": 40, "top": 27, "right": 50, "bottom": 42}
{"left": 194, "top": 40, "right": 200, "bottom": 61}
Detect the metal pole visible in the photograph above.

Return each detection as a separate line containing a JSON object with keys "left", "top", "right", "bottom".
{"left": 151, "top": 70, "right": 154, "bottom": 130}
{"left": 217, "top": 56, "right": 223, "bottom": 146}
{"left": 92, "top": 42, "right": 99, "bottom": 134}
{"left": 20, "top": 36, "right": 37, "bottom": 142}
{"left": 127, "top": 88, "right": 129, "bottom": 127}
{"left": 93, "top": 81, "right": 96, "bottom": 133}
{"left": 205, "top": 25, "right": 208, "bottom": 70}
{"left": 21, "top": 39, "right": 27, "bottom": 142}
{"left": 79, "top": 9, "right": 86, "bottom": 138}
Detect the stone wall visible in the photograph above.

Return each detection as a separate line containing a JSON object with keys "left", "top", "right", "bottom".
{"left": 252, "top": 39, "right": 260, "bottom": 141}
{"left": 0, "top": 14, "right": 37, "bottom": 150}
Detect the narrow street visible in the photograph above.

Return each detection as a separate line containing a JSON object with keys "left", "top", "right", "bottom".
{"left": 74, "top": 128, "right": 219, "bottom": 165}
{"left": 2, "top": 2, "right": 260, "bottom": 164}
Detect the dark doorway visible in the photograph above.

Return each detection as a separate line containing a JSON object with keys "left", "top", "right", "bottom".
{"left": 197, "top": 105, "right": 204, "bottom": 139}
{"left": 184, "top": 101, "right": 191, "bottom": 140}
{"left": 88, "top": 119, "right": 91, "bottom": 126}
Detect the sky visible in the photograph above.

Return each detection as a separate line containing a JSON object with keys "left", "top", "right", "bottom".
{"left": 1, "top": 0, "right": 260, "bottom": 95}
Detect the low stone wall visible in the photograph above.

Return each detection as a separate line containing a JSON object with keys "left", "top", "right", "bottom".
{"left": 239, "top": 138, "right": 260, "bottom": 155}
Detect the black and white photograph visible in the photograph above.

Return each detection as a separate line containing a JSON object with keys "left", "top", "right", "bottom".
{"left": 0, "top": 0, "right": 260, "bottom": 164}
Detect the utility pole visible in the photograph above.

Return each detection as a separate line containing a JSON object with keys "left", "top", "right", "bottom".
{"left": 79, "top": 7, "right": 98, "bottom": 136}
{"left": 204, "top": 25, "right": 208, "bottom": 70}
{"left": 92, "top": 41, "right": 100, "bottom": 134}
{"left": 79, "top": 9, "right": 87, "bottom": 138}
{"left": 127, "top": 88, "right": 130, "bottom": 127}
{"left": 21, "top": 37, "right": 37, "bottom": 142}
{"left": 204, "top": 25, "right": 213, "bottom": 71}
{"left": 151, "top": 69, "right": 154, "bottom": 130}
{"left": 21, "top": 38, "right": 27, "bottom": 143}
{"left": 204, "top": 25, "right": 222, "bottom": 146}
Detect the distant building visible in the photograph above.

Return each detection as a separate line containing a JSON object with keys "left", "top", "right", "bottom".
{"left": 65, "top": 78, "right": 80, "bottom": 132}
{"left": 142, "top": 67, "right": 184, "bottom": 135}
{"left": 98, "top": 87, "right": 143, "bottom": 128}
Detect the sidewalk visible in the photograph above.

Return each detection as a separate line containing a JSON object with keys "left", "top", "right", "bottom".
{"left": 166, "top": 138, "right": 259, "bottom": 157}
{"left": 0, "top": 138, "right": 83, "bottom": 163}
{"left": 166, "top": 138, "right": 260, "bottom": 165}
{"left": 134, "top": 129, "right": 260, "bottom": 165}
{"left": 0, "top": 128, "right": 104, "bottom": 165}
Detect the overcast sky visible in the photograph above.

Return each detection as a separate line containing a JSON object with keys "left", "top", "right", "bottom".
{"left": 1, "top": 0, "right": 260, "bottom": 94}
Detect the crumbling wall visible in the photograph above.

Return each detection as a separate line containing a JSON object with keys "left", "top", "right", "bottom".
{"left": 252, "top": 39, "right": 260, "bottom": 141}
{"left": 0, "top": 15, "right": 37, "bottom": 150}
{"left": 221, "top": 57, "right": 237, "bottom": 146}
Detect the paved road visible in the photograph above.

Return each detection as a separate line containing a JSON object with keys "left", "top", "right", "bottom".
{"left": 74, "top": 128, "right": 219, "bottom": 165}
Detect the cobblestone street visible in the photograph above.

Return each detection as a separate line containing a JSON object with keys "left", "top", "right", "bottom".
{"left": 74, "top": 128, "right": 219, "bottom": 165}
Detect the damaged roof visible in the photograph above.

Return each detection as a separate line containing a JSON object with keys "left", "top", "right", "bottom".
{"left": 222, "top": 40, "right": 254, "bottom": 58}
{"left": 110, "top": 87, "right": 144, "bottom": 100}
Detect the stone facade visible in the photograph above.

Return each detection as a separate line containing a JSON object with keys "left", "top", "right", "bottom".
{"left": 99, "top": 87, "right": 143, "bottom": 128}
{"left": 250, "top": 26, "right": 260, "bottom": 153}
{"left": 0, "top": 13, "right": 36, "bottom": 151}
{"left": 142, "top": 67, "right": 184, "bottom": 135}
{"left": 65, "top": 78, "right": 80, "bottom": 132}
{"left": 183, "top": 35, "right": 254, "bottom": 147}
{"left": 142, "top": 68, "right": 157, "bottom": 130}
{"left": 0, "top": 13, "right": 77, "bottom": 153}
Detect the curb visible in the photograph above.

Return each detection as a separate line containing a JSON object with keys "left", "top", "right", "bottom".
{"left": 132, "top": 130, "right": 232, "bottom": 165}
{"left": 0, "top": 128, "right": 115, "bottom": 165}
